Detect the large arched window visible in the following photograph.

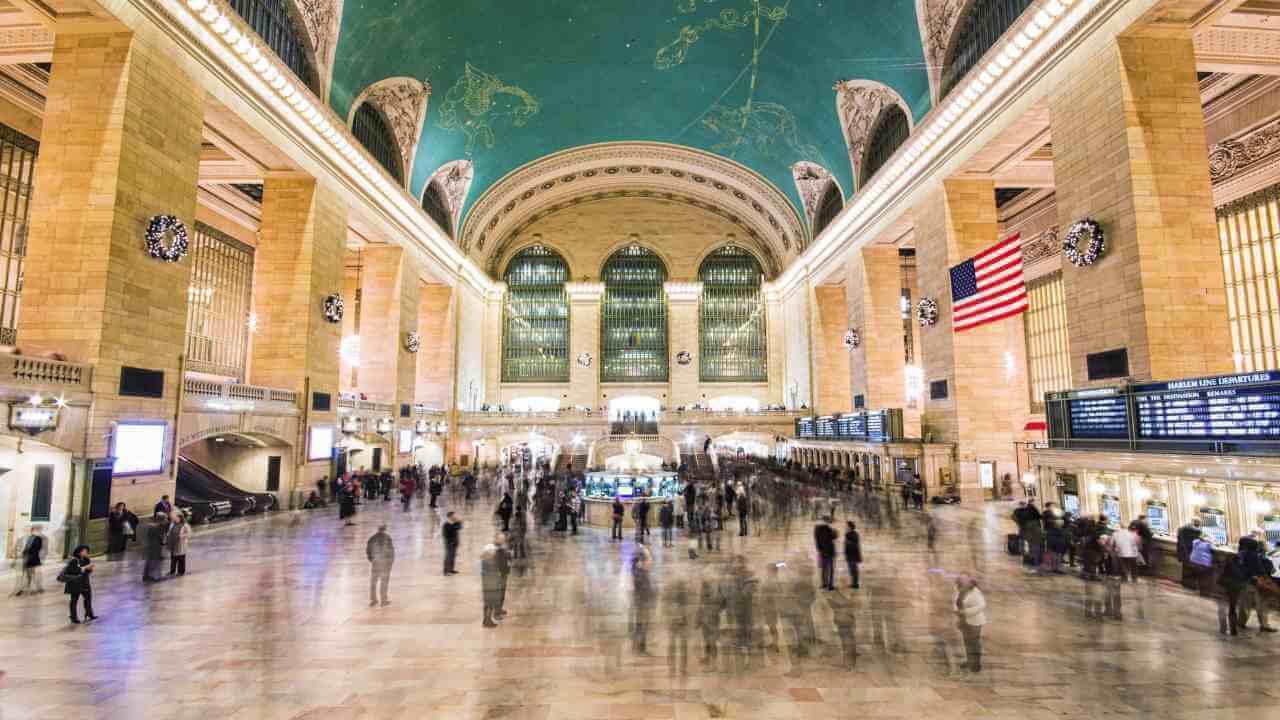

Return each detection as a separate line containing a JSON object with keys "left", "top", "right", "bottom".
{"left": 940, "top": 0, "right": 1036, "bottom": 100}
{"left": 699, "top": 246, "right": 767, "bottom": 382}
{"left": 352, "top": 102, "right": 403, "bottom": 184}
{"left": 813, "top": 183, "right": 843, "bottom": 237}
{"left": 601, "top": 245, "right": 668, "bottom": 383}
{"left": 862, "top": 105, "right": 911, "bottom": 187}
{"left": 422, "top": 181, "right": 452, "bottom": 238}
{"left": 227, "top": 0, "right": 320, "bottom": 96}
{"left": 502, "top": 245, "right": 570, "bottom": 383}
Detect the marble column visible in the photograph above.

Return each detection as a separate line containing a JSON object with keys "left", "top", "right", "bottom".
{"left": 417, "top": 284, "right": 455, "bottom": 409}
{"left": 20, "top": 31, "right": 204, "bottom": 507}
{"left": 914, "top": 178, "right": 1025, "bottom": 504}
{"left": 565, "top": 282, "right": 604, "bottom": 409}
{"left": 845, "top": 244, "right": 907, "bottom": 412}
{"left": 357, "top": 245, "right": 420, "bottom": 407}
{"left": 1049, "top": 26, "right": 1231, "bottom": 383}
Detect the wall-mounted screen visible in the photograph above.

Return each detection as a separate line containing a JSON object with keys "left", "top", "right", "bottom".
{"left": 398, "top": 428, "right": 413, "bottom": 454}
{"left": 112, "top": 422, "right": 166, "bottom": 476}
{"left": 795, "top": 417, "right": 815, "bottom": 439}
{"left": 308, "top": 426, "right": 335, "bottom": 462}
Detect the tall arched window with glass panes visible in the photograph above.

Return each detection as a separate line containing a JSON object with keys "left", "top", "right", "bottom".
{"left": 699, "top": 246, "right": 767, "bottom": 382}
{"left": 601, "top": 245, "right": 669, "bottom": 382}
{"left": 502, "top": 245, "right": 570, "bottom": 382}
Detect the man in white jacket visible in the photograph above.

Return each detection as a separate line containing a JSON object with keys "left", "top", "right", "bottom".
{"left": 954, "top": 575, "right": 987, "bottom": 673}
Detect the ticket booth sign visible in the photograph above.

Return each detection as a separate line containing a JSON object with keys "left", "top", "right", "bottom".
{"left": 9, "top": 405, "right": 58, "bottom": 435}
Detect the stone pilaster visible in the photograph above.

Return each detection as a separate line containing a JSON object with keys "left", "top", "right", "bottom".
{"left": 845, "top": 245, "right": 906, "bottom": 411}
{"left": 20, "top": 31, "right": 204, "bottom": 506}
{"left": 1049, "top": 28, "right": 1231, "bottom": 383}
{"left": 764, "top": 287, "right": 785, "bottom": 406}
{"left": 357, "top": 245, "right": 420, "bottom": 408}
{"left": 666, "top": 282, "right": 702, "bottom": 407}
{"left": 914, "top": 178, "right": 1023, "bottom": 503}
{"left": 416, "top": 284, "right": 454, "bottom": 409}
{"left": 565, "top": 282, "right": 604, "bottom": 409}
{"left": 482, "top": 284, "right": 506, "bottom": 406}
{"left": 813, "top": 285, "right": 851, "bottom": 415}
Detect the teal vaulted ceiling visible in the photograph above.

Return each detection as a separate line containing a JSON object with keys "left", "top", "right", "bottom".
{"left": 330, "top": 0, "right": 932, "bottom": 234}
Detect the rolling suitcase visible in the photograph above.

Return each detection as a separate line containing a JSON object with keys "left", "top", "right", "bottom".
{"left": 1006, "top": 533, "right": 1022, "bottom": 556}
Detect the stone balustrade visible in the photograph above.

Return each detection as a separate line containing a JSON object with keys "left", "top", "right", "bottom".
{"left": 183, "top": 378, "right": 299, "bottom": 414}
{"left": 3, "top": 354, "right": 93, "bottom": 392}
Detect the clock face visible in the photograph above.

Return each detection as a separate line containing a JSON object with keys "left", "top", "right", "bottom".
{"left": 676, "top": 351, "right": 692, "bottom": 366}
{"left": 577, "top": 352, "right": 593, "bottom": 368}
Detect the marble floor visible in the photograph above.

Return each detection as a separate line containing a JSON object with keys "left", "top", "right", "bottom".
{"left": 0, "top": 491, "right": 1276, "bottom": 720}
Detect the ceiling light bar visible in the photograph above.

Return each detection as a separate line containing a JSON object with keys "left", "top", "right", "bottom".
{"left": 776, "top": 0, "right": 1092, "bottom": 294}
{"left": 177, "top": 0, "right": 494, "bottom": 293}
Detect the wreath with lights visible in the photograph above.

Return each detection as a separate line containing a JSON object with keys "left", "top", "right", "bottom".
{"left": 322, "top": 294, "right": 345, "bottom": 323}
{"left": 916, "top": 297, "right": 939, "bottom": 327}
{"left": 405, "top": 331, "right": 421, "bottom": 353}
{"left": 1063, "top": 218, "right": 1105, "bottom": 267}
{"left": 843, "top": 329, "right": 861, "bottom": 350}
{"left": 676, "top": 350, "right": 692, "bottom": 366}
{"left": 145, "top": 215, "right": 189, "bottom": 263}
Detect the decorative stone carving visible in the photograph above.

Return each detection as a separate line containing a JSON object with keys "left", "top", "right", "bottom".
{"left": 429, "top": 159, "right": 476, "bottom": 232}
{"left": 1021, "top": 227, "right": 1060, "bottom": 265}
{"left": 833, "top": 80, "right": 911, "bottom": 184}
{"left": 916, "top": 0, "right": 965, "bottom": 97}
{"left": 357, "top": 77, "right": 432, "bottom": 182}
{"left": 1209, "top": 116, "right": 1280, "bottom": 186}
{"left": 791, "top": 162, "right": 835, "bottom": 228}
{"left": 295, "top": 0, "right": 343, "bottom": 95}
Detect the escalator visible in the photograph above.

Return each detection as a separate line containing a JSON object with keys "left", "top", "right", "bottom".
{"left": 176, "top": 456, "right": 278, "bottom": 524}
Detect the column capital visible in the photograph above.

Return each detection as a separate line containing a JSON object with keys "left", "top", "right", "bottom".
{"left": 664, "top": 281, "right": 703, "bottom": 302}
{"left": 483, "top": 282, "right": 507, "bottom": 301}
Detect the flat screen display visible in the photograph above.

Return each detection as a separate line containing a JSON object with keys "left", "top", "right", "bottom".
{"left": 1101, "top": 494, "right": 1122, "bottom": 528}
{"left": 815, "top": 416, "right": 836, "bottom": 439}
{"left": 113, "top": 423, "right": 166, "bottom": 476}
{"left": 1068, "top": 394, "right": 1129, "bottom": 439}
{"left": 1200, "top": 507, "right": 1228, "bottom": 545}
{"left": 398, "top": 428, "right": 413, "bottom": 454}
{"left": 1062, "top": 492, "right": 1080, "bottom": 517}
{"left": 866, "top": 411, "right": 889, "bottom": 442}
{"left": 1145, "top": 502, "right": 1169, "bottom": 535}
{"left": 308, "top": 426, "right": 335, "bottom": 461}
{"left": 835, "top": 413, "right": 866, "bottom": 440}
{"left": 1134, "top": 372, "right": 1280, "bottom": 441}
{"left": 795, "top": 417, "right": 815, "bottom": 439}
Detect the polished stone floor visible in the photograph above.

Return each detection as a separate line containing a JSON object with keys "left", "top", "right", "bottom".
{"left": 1, "top": 490, "right": 1276, "bottom": 720}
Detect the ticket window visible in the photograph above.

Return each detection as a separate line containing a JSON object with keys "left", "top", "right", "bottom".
{"left": 1135, "top": 482, "right": 1171, "bottom": 537}
{"left": 1056, "top": 473, "right": 1080, "bottom": 518}
{"left": 1185, "top": 484, "right": 1229, "bottom": 546}
{"left": 1091, "top": 476, "right": 1123, "bottom": 528}
{"left": 1245, "top": 488, "right": 1280, "bottom": 547}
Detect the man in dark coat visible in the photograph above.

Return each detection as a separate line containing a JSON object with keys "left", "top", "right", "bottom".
{"left": 814, "top": 517, "right": 838, "bottom": 591}
{"left": 1176, "top": 518, "right": 1203, "bottom": 588}
{"left": 443, "top": 512, "right": 463, "bottom": 575}
{"left": 683, "top": 481, "right": 698, "bottom": 529}
{"left": 142, "top": 514, "right": 167, "bottom": 583}
{"left": 339, "top": 483, "right": 357, "bottom": 526}
{"left": 844, "top": 521, "right": 862, "bottom": 589}
{"left": 497, "top": 492, "right": 514, "bottom": 532}
{"left": 62, "top": 545, "right": 96, "bottom": 623}
{"left": 366, "top": 524, "right": 395, "bottom": 607}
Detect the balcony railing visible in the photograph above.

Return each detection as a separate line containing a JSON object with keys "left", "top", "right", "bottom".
{"left": 184, "top": 378, "right": 298, "bottom": 406}
{"left": 337, "top": 397, "right": 395, "bottom": 414}
{"left": 4, "top": 354, "right": 92, "bottom": 392}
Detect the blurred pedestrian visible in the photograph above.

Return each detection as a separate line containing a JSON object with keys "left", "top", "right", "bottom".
{"left": 481, "top": 542, "right": 501, "bottom": 627}
{"left": 142, "top": 513, "right": 167, "bottom": 583}
{"left": 497, "top": 491, "right": 513, "bottom": 532}
{"left": 828, "top": 589, "right": 858, "bottom": 669}
{"left": 814, "top": 516, "right": 837, "bottom": 591}
{"left": 14, "top": 525, "right": 47, "bottom": 595}
{"left": 844, "top": 521, "right": 862, "bottom": 589}
{"left": 366, "top": 524, "right": 395, "bottom": 607}
{"left": 443, "top": 511, "right": 463, "bottom": 575}
{"left": 664, "top": 576, "right": 692, "bottom": 676}
{"left": 166, "top": 514, "right": 190, "bottom": 576}
{"left": 954, "top": 575, "right": 986, "bottom": 673}
{"left": 61, "top": 544, "right": 96, "bottom": 623}
{"left": 659, "top": 501, "right": 674, "bottom": 547}
{"left": 632, "top": 542, "right": 654, "bottom": 655}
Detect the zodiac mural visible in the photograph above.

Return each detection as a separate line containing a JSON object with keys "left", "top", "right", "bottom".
{"left": 437, "top": 63, "right": 541, "bottom": 155}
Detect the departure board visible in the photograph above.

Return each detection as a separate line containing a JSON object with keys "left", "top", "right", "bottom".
{"left": 1068, "top": 391, "right": 1130, "bottom": 439}
{"left": 795, "top": 417, "right": 814, "bottom": 439}
{"left": 816, "top": 415, "right": 836, "bottom": 439}
{"left": 1134, "top": 372, "right": 1280, "bottom": 440}
{"left": 866, "top": 411, "right": 889, "bottom": 442}
{"left": 836, "top": 413, "right": 866, "bottom": 439}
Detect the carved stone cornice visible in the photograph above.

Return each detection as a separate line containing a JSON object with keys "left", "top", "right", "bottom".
{"left": 461, "top": 142, "right": 805, "bottom": 274}
{"left": 1021, "top": 226, "right": 1060, "bottom": 266}
{"left": 1209, "top": 115, "right": 1280, "bottom": 189}
{"left": 351, "top": 77, "right": 431, "bottom": 188}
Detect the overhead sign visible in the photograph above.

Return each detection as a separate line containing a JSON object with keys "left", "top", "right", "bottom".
{"left": 9, "top": 406, "right": 58, "bottom": 434}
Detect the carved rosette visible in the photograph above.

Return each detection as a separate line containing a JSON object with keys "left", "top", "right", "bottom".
{"left": 361, "top": 77, "right": 432, "bottom": 182}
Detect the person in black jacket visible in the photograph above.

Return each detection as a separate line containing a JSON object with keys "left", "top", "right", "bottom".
{"left": 683, "top": 481, "right": 698, "bottom": 530}
{"left": 496, "top": 492, "right": 514, "bottom": 532}
{"left": 844, "top": 521, "right": 862, "bottom": 589}
{"left": 814, "top": 517, "right": 838, "bottom": 591}
{"left": 62, "top": 545, "right": 96, "bottom": 623}
{"left": 106, "top": 503, "right": 138, "bottom": 559}
{"left": 442, "top": 512, "right": 463, "bottom": 575}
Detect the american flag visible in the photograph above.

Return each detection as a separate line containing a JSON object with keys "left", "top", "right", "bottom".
{"left": 949, "top": 234, "right": 1028, "bottom": 333}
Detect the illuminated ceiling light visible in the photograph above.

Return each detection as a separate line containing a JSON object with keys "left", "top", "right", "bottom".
{"left": 1046, "top": 0, "right": 1066, "bottom": 16}
{"left": 200, "top": 5, "right": 220, "bottom": 22}
{"left": 1035, "top": 9, "right": 1053, "bottom": 26}
{"left": 223, "top": 27, "right": 240, "bottom": 45}
{"left": 54, "top": 394, "right": 68, "bottom": 409}
{"left": 211, "top": 15, "right": 231, "bottom": 34}
{"left": 29, "top": 393, "right": 41, "bottom": 406}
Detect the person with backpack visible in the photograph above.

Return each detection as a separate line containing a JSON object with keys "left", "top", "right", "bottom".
{"left": 60, "top": 545, "right": 96, "bottom": 623}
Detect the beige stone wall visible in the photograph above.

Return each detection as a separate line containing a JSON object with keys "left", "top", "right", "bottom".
{"left": 416, "top": 284, "right": 454, "bottom": 409}
{"left": 668, "top": 294, "right": 700, "bottom": 406}
{"left": 339, "top": 257, "right": 360, "bottom": 391}
{"left": 565, "top": 285, "right": 602, "bottom": 408}
{"left": 914, "top": 179, "right": 1027, "bottom": 501}
{"left": 1049, "top": 30, "right": 1231, "bottom": 384}
{"left": 813, "top": 285, "right": 851, "bottom": 415}
{"left": 454, "top": 283, "right": 486, "bottom": 410}
{"left": 781, "top": 284, "right": 812, "bottom": 409}
{"left": 494, "top": 197, "right": 766, "bottom": 282}
{"left": 21, "top": 32, "right": 204, "bottom": 508}
{"left": 357, "top": 245, "right": 420, "bottom": 406}
{"left": 0, "top": 94, "right": 42, "bottom": 140}
{"left": 845, "top": 245, "right": 907, "bottom": 412}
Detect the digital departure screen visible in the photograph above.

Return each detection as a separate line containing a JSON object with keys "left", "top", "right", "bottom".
{"left": 836, "top": 413, "right": 865, "bottom": 439}
{"left": 1068, "top": 393, "right": 1130, "bottom": 440}
{"left": 795, "top": 417, "right": 815, "bottom": 439}
{"left": 815, "top": 416, "right": 836, "bottom": 439}
{"left": 1134, "top": 372, "right": 1280, "bottom": 441}
{"left": 866, "top": 411, "right": 890, "bottom": 443}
